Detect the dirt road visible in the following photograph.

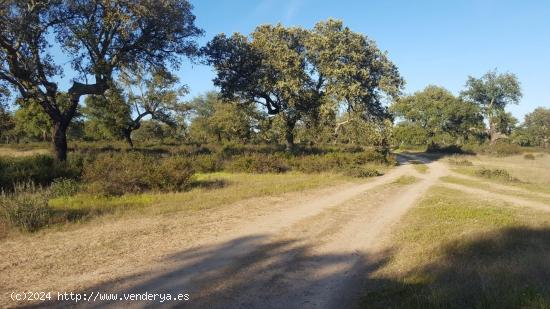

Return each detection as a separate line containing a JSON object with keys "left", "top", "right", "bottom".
{"left": 6, "top": 154, "right": 548, "bottom": 308}
{"left": 68, "top": 154, "right": 449, "bottom": 308}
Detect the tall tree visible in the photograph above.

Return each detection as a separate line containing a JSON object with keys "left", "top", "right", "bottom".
{"left": 391, "top": 85, "right": 484, "bottom": 145}
{"left": 523, "top": 107, "right": 550, "bottom": 148}
{"left": 204, "top": 19, "right": 403, "bottom": 150}
{"left": 118, "top": 67, "right": 189, "bottom": 147}
{"left": 461, "top": 70, "right": 522, "bottom": 144}
{"left": 0, "top": 0, "right": 202, "bottom": 160}
{"left": 188, "top": 91, "right": 257, "bottom": 143}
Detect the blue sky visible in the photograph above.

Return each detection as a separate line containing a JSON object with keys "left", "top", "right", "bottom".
{"left": 174, "top": 0, "right": 550, "bottom": 120}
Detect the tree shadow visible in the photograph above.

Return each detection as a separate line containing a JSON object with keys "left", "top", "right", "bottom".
{"left": 30, "top": 235, "right": 392, "bottom": 308}
{"left": 361, "top": 226, "right": 550, "bottom": 308}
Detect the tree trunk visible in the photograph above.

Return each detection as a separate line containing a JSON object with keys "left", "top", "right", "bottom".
{"left": 284, "top": 117, "right": 296, "bottom": 151}
{"left": 124, "top": 129, "right": 134, "bottom": 148}
{"left": 52, "top": 121, "right": 68, "bottom": 162}
{"left": 488, "top": 118, "right": 497, "bottom": 145}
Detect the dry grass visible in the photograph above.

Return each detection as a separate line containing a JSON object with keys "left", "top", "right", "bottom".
{"left": 450, "top": 153, "right": 550, "bottom": 195}
{"left": 0, "top": 147, "right": 50, "bottom": 157}
{"left": 361, "top": 186, "right": 550, "bottom": 308}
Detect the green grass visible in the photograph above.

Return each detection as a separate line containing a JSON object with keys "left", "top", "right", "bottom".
{"left": 452, "top": 166, "right": 550, "bottom": 195}
{"left": 42, "top": 172, "right": 353, "bottom": 226}
{"left": 392, "top": 175, "right": 419, "bottom": 185}
{"left": 441, "top": 176, "right": 550, "bottom": 204}
{"left": 412, "top": 163, "right": 428, "bottom": 174}
{"left": 360, "top": 186, "right": 550, "bottom": 308}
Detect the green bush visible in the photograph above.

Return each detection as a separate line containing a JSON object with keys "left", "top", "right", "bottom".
{"left": 0, "top": 183, "right": 51, "bottom": 232}
{"left": 83, "top": 152, "right": 194, "bottom": 195}
{"left": 343, "top": 166, "right": 382, "bottom": 178}
{"left": 0, "top": 155, "right": 81, "bottom": 191}
{"left": 426, "top": 144, "right": 466, "bottom": 154}
{"left": 524, "top": 153, "right": 535, "bottom": 160}
{"left": 475, "top": 143, "right": 522, "bottom": 157}
{"left": 475, "top": 167, "right": 519, "bottom": 182}
{"left": 50, "top": 178, "right": 80, "bottom": 198}
{"left": 226, "top": 154, "right": 289, "bottom": 173}
{"left": 192, "top": 154, "right": 224, "bottom": 173}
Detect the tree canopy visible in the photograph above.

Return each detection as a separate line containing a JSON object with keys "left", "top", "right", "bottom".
{"left": 461, "top": 70, "right": 522, "bottom": 144}
{"left": 204, "top": 19, "right": 403, "bottom": 149}
{"left": 0, "top": 0, "right": 202, "bottom": 160}
{"left": 391, "top": 85, "right": 483, "bottom": 145}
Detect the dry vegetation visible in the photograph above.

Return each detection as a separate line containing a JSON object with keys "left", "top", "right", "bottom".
{"left": 361, "top": 186, "right": 550, "bottom": 308}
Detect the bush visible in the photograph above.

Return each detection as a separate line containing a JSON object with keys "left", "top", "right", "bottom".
{"left": 343, "top": 166, "right": 382, "bottom": 178}
{"left": 426, "top": 144, "right": 465, "bottom": 154}
{"left": 192, "top": 154, "right": 224, "bottom": 173}
{"left": 83, "top": 152, "right": 194, "bottom": 195}
{"left": 448, "top": 156, "right": 474, "bottom": 166}
{"left": 524, "top": 154, "right": 535, "bottom": 160}
{"left": 50, "top": 178, "right": 80, "bottom": 198}
{"left": 474, "top": 143, "right": 522, "bottom": 157}
{"left": 0, "top": 183, "right": 51, "bottom": 232}
{"left": 475, "top": 167, "right": 519, "bottom": 182}
{"left": 226, "top": 154, "right": 289, "bottom": 173}
{"left": 0, "top": 155, "right": 82, "bottom": 192}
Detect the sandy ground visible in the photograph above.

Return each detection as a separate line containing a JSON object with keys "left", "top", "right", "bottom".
{"left": 2, "top": 154, "right": 549, "bottom": 308}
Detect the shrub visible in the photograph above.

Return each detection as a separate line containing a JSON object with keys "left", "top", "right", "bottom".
{"left": 226, "top": 154, "right": 289, "bottom": 173}
{"left": 524, "top": 154, "right": 535, "bottom": 160}
{"left": 448, "top": 156, "right": 474, "bottom": 166}
{"left": 0, "top": 155, "right": 81, "bottom": 191}
{"left": 192, "top": 154, "right": 224, "bottom": 173}
{"left": 475, "top": 167, "right": 519, "bottom": 182}
{"left": 343, "top": 166, "right": 382, "bottom": 178}
{"left": 83, "top": 152, "right": 194, "bottom": 195}
{"left": 0, "top": 183, "right": 51, "bottom": 232}
{"left": 50, "top": 178, "right": 80, "bottom": 198}
{"left": 426, "top": 144, "right": 465, "bottom": 154}
{"left": 475, "top": 143, "right": 522, "bottom": 157}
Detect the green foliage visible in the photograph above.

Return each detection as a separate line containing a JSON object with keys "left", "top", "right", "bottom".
{"left": 204, "top": 19, "right": 403, "bottom": 148}
{"left": 461, "top": 70, "right": 522, "bottom": 142}
{"left": 226, "top": 154, "right": 290, "bottom": 173}
{"left": 391, "top": 85, "right": 484, "bottom": 145}
{"left": 1, "top": 0, "right": 203, "bottom": 160}
{"left": 475, "top": 167, "right": 519, "bottom": 182}
{"left": 426, "top": 144, "right": 466, "bottom": 154}
{"left": 189, "top": 92, "right": 257, "bottom": 143}
{"left": 13, "top": 98, "right": 52, "bottom": 141}
{"left": 343, "top": 166, "right": 382, "bottom": 178}
{"left": 522, "top": 107, "right": 550, "bottom": 148}
{"left": 83, "top": 88, "right": 131, "bottom": 141}
{"left": 0, "top": 155, "right": 81, "bottom": 191}
{"left": 50, "top": 178, "right": 80, "bottom": 198}
{"left": 473, "top": 142, "right": 522, "bottom": 157}
{"left": 83, "top": 152, "right": 194, "bottom": 195}
{"left": 0, "top": 183, "right": 51, "bottom": 232}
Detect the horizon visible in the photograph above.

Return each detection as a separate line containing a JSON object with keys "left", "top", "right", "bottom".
{"left": 9, "top": 0, "right": 549, "bottom": 122}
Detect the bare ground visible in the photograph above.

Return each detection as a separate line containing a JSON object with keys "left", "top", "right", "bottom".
{"left": 2, "top": 154, "right": 549, "bottom": 308}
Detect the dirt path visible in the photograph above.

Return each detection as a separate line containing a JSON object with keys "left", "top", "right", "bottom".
{"left": 6, "top": 153, "right": 547, "bottom": 308}
{"left": 46, "top": 154, "right": 445, "bottom": 309}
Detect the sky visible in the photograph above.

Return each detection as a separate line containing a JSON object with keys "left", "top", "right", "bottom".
{"left": 172, "top": 0, "right": 550, "bottom": 121}
{"left": 43, "top": 0, "right": 550, "bottom": 121}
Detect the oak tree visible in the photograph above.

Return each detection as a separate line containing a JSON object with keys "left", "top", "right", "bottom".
{"left": 0, "top": 0, "right": 202, "bottom": 160}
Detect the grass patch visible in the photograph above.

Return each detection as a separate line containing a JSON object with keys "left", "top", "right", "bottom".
{"left": 412, "top": 164, "right": 428, "bottom": 174}
{"left": 392, "top": 175, "right": 418, "bottom": 185}
{"left": 361, "top": 186, "right": 550, "bottom": 308}
{"left": 441, "top": 176, "right": 550, "bottom": 204}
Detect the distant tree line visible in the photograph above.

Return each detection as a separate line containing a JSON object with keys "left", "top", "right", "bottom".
{"left": 1, "top": 1, "right": 549, "bottom": 160}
